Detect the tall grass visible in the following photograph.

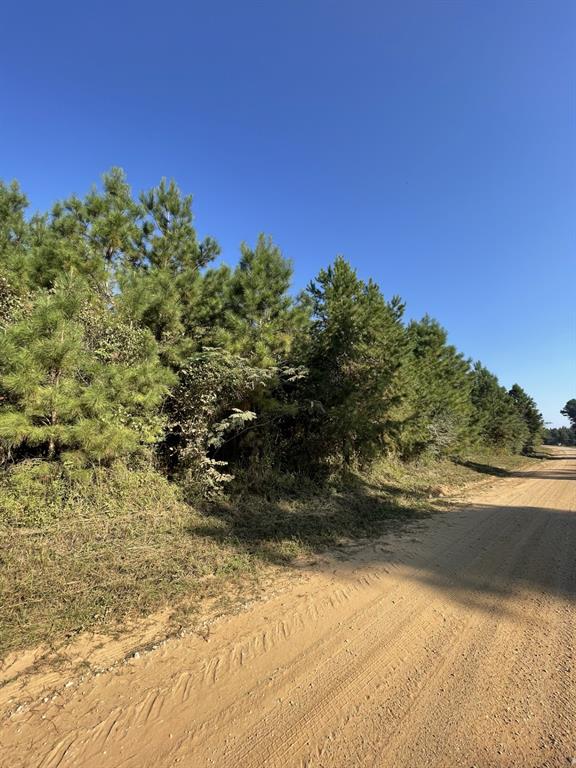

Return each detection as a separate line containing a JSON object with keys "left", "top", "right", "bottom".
{"left": 0, "top": 450, "right": 542, "bottom": 658}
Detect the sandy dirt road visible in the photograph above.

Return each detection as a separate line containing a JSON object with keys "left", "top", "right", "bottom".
{"left": 2, "top": 449, "right": 575, "bottom": 768}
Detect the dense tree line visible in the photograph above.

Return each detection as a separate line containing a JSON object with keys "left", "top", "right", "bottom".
{"left": 544, "top": 400, "right": 576, "bottom": 446}
{"left": 0, "top": 171, "right": 545, "bottom": 494}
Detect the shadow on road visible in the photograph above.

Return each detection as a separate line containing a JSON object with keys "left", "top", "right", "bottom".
{"left": 195, "top": 452, "right": 576, "bottom": 610}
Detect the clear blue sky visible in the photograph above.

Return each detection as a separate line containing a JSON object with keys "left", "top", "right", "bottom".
{"left": 1, "top": 1, "right": 574, "bottom": 426}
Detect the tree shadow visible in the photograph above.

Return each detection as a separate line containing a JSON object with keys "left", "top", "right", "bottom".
{"left": 383, "top": 501, "right": 576, "bottom": 613}
{"left": 192, "top": 473, "right": 433, "bottom": 562}
{"left": 453, "top": 451, "right": 576, "bottom": 481}
{"left": 523, "top": 448, "right": 576, "bottom": 463}
{"left": 452, "top": 459, "right": 509, "bottom": 477}
{"left": 512, "top": 469, "right": 576, "bottom": 480}
{"left": 192, "top": 456, "right": 576, "bottom": 611}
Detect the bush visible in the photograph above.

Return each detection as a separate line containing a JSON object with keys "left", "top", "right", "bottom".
{"left": 162, "top": 349, "right": 273, "bottom": 496}
{"left": 0, "top": 459, "right": 260, "bottom": 656}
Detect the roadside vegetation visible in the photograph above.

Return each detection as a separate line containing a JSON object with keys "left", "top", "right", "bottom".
{"left": 1, "top": 449, "right": 542, "bottom": 658}
{"left": 0, "top": 170, "right": 556, "bottom": 657}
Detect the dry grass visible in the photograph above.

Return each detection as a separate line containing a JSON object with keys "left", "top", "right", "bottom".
{"left": 0, "top": 450, "right": 544, "bottom": 659}
{"left": 0, "top": 462, "right": 261, "bottom": 658}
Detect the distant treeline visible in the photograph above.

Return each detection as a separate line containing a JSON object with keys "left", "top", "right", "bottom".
{"left": 543, "top": 400, "right": 576, "bottom": 446}
{"left": 0, "top": 170, "right": 547, "bottom": 493}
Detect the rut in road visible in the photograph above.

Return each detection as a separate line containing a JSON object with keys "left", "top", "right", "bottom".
{"left": 2, "top": 449, "right": 575, "bottom": 768}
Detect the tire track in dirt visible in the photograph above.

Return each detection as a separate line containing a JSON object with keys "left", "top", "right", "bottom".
{"left": 201, "top": 490, "right": 563, "bottom": 767}
{"left": 2, "top": 449, "right": 575, "bottom": 768}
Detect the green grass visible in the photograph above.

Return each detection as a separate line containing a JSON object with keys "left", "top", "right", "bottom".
{"left": 0, "top": 449, "right": 544, "bottom": 659}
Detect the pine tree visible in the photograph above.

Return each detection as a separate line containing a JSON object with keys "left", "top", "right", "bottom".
{"left": 0, "top": 180, "right": 39, "bottom": 296}
{"left": 226, "top": 234, "right": 300, "bottom": 366}
{"left": 299, "top": 256, "right": 406, "bottom": 467}
{"left": 183, "top": 264, "right": 233, "bottom": 346}
{"left": 560, "top": 399, "right": 576, "bottom": 431}
{"left": 399, "top": 316, "right": 473, "bottom": 457}
{"left": 470, "top": 364, "right": 528, "bottom": 452}
{"left": 0, "top": 180, "right": 29, "bottom": 270}
{"left": 10, "top": 169, "right": 220, "bottom": 367}
{"left": 0, "top": 274, "right": 24, "bottom": 330}
{"left": 118, "top": 177, "right": 220, "bottom": 365}
{"left": 544, "top": 425, "right": 576, "bottom": 446}
{"left": 508, "top": 384, "right": 544, "bottom": 452}
{"left": 22, "top": 168, "right": 140, "bottom": 291}
{"left": 0, "top": 280, "right": 174, "bottom": 464}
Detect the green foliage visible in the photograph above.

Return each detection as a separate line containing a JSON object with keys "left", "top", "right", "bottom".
{"left": 560, "top": 399, "right": 576, "bottom": 431}
{"left": 470, "top": 364, "right": 529, "bottom": 453}
{"left": 398, "top": 316, "right": 473, "bottom": 457}
{"left": 544, "top": 425, "right": 576, "bottom": 446}
{"left": 0, "top": 168, "right": 546, "bottom": 488}
{"left": 508, "top": 384, "right": 544, "bottom": 452}
{"left": 295, "top": 256, "right": 406, "bottom": 469}
{"left": 118, "top": 176, "right": 220, "bottom": 363}
{"left": 225, "top": 234, "right": 298, "bottom": 365}
{"left": 0, "top": 180, "right": 30, "bottom": 276}
{"left": 0, "top": 273, "right": 24, "bottom": 330}
{"left": 163, "top": 349, "right": 273, "bottom": 496}
{"left": 0, "top": 280, "right": 174, "bottom": 464}
{"left": 544, "top": 400, "right": 576, "bottom": 445}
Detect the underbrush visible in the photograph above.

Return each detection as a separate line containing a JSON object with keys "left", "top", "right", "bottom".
{"left": 0, "top": 461, "right": 260, "bottom": 658}
{"left": 0, "top": 450, "right": 543, "bottom": 658}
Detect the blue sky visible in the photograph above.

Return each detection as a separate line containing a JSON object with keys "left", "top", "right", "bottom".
{"left": 1, "top": 1, "right": 574, "bottom": 425}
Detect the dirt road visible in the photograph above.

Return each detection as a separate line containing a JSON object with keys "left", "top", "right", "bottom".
{"left": 2, "top": 450, "right": 575, "bottom": 767}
